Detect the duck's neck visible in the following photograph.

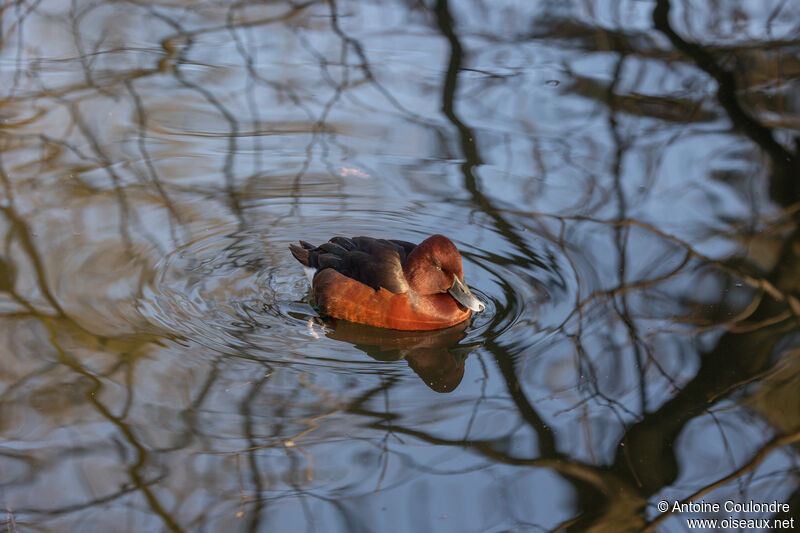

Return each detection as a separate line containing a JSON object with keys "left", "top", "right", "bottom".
{"left": 403, "top": 241, "right": 435, "bottom": 293}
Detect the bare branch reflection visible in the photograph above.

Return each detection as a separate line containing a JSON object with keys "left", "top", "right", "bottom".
{"left": 1, "top": 0, "right": 799, "bottom": 531}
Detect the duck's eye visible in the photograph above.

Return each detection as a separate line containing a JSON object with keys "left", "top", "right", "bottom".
{"left": 435, "top": 266, "right": 443, "bottom": 271}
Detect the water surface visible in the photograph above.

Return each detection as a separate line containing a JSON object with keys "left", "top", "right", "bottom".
{"left": 1, "top": 1, "right": 799, "bottom": 531}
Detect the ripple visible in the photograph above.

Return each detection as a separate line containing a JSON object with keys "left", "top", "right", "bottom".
{"left": 461, "top": 237, "right": 576, "bottom": 355}
{"left": 136, "top": 224, "right": 296, "bottom": 355}
{"left": 105, "top": 194, "right": 585, "bottom": 396}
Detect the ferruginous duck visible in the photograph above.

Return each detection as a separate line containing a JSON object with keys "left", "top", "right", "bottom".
{"left": 289, "top": 234, "right": 485, "bottom": 330}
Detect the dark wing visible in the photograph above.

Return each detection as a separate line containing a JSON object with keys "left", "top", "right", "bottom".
{"left": 388, "top": 239, "right": 417, "bottom": 258}
{"left": 289, "top": 236, "right": 418, "bottom": 293}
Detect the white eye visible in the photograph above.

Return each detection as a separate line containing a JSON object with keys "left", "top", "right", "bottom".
{"left": 436, "top": 266, "right": 443, "bottom": 271}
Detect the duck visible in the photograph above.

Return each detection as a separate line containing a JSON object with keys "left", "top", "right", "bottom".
{"left": 289, "top": 234, "right": 485, "bottom": 330}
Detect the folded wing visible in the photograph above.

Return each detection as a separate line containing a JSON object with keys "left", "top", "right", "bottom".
{"left": 290, "top": 236, "right": 418, "bottom": 294}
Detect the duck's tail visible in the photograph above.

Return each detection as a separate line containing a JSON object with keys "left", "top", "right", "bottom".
{"left": 290, "top": 241, "right": 318, "bottom": 284}
{"left": 289, "top": 241, "right": 315, "bottom": 267}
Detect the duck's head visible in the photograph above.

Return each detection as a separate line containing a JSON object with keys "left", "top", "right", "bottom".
{"left": 403, "top": 234, "right": 485, "bottom": 313}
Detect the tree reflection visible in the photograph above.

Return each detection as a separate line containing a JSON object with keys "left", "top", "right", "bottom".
{"left": 1, "top": 0, "right": 799, "bottom": 531}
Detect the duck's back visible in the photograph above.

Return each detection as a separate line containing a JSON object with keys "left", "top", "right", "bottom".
{"left": 290, "top": 236, "right": 417, "bottom": 294}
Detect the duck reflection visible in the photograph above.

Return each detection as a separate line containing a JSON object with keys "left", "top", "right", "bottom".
{"left": 322, "top": 319, "right": 478, "bottom": 393}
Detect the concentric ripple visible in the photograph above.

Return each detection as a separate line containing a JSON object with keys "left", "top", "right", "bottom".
{"left": 122, "top": 198, "right": 581, "bottom": 388}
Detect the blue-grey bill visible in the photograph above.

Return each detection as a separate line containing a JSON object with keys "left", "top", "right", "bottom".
{"left": 448, "top": 276, "right": 485, "bottom": 312}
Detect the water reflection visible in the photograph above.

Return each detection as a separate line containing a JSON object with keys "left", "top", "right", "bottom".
{"left": 323, "top": 319, "right": 476, "bottom": 392}
{"left": 1, "top": 0, "right": 799, "bottom": 531}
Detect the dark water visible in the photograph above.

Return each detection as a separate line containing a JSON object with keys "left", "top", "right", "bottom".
{"left": 2, "top": 1, "right": 799, "bottom": 531}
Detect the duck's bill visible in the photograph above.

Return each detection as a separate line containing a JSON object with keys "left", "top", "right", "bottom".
{"left": 448, "top": 276, "right": 485, "bottom": 313}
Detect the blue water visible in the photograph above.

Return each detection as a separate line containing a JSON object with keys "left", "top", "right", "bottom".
{"left": 1, "top": 1, "right": 799, "bottom": 531}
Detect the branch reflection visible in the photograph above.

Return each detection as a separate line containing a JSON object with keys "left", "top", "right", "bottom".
{"left": 1, "top": 0, "right": 799, "bottom": 530}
